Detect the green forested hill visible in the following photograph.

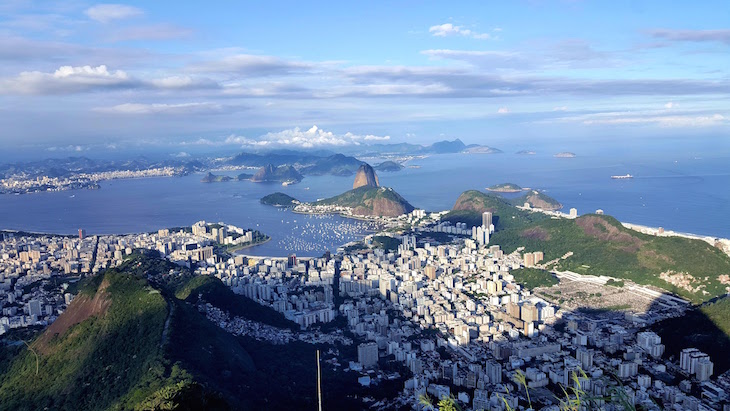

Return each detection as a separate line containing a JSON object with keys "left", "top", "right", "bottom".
{"left": 442, "top": 190, "right": 548, "bottom": 230}
{"left": 315, "top": 186, "right": 415, "bottom": 217}
{"left": 491, "top": 214, "right": 730, "bottom": 303}
{"left": 0, "top": 252, "right": 372, "bottom": 410}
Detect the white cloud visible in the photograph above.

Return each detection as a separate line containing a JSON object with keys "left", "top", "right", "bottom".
{"left": 429, "top": 23, "right": 491, "bottom": 40}
{"left": 96, "top": 102, "right": 224, "bottom": 115}
{"left": 254, "top": 126, "right": 390, "bottom": 148}
{"left": 85, "top": 4, "right": 143, "bottom": 23}
{"left": 46, "top": 145, "right": 87, "bottom": 152}
{"left": 189, "top": 54, "right": 312, "bottom": 75}
{"left": 552, "top": 106, "right": 568, "bottom": 111}
{"left": 552, "top": 110, "right": 728, "bottom": 128}
{"left": 173, "top": 151, "right": 190, "bottom": 158}
{"left": 664, "top": 101, "right": 678, "bottom": 109}
{"left": 148, "top": 75, "right": 217, "bottom": 89}
{"left": 1, "top": 64, "right": 133, "bottom": 94}
{"left": 497, "top": 107, "right": 510, "bottom": 114}
{"left": 584, "top": 113, "right": 726, "bottom": 127}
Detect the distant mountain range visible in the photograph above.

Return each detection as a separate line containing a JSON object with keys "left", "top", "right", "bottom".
{"left": 1, "top": 139, "right": 502, "bottom": 182}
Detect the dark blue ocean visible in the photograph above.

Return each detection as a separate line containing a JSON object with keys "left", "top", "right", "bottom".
{"left": 1, "top": 139, "right": 728, "bottom": 256}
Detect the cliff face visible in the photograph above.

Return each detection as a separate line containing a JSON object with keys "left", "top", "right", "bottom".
{"left": 352, "top": 163, "right": 379, "bottom": 189}
{"left": 352, "top": 189, "right": 414, "bottom": 217}
{"left": 251, "top": 164, "right": 276, "bottom": 182}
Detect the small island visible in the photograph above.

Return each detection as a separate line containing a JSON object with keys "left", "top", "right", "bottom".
{"left": 487, "top": 183, "right": 525, "bottom": 193}
{"left": 260, "top": 192, "right": 299, "bottom": 207}
{"left": 463, "top": 145, "right": 503, "bottom": 154}
{"left": 554, "top": 152, "right": 576, "bottom": 158}
{"left": 200, "top": 172, "right": 233, "bottom": 183}
{"left": 374, "top": 161, "right": 404, "bottom": 172}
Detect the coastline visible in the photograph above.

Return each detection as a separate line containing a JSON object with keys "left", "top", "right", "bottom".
{"left": 228, "top": 237, "right": 272, "bottom": 253}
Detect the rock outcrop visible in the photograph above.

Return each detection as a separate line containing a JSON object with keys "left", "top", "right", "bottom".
{"left": 352, "top": 163, "right": 379, "bottom": 189}
{"left": 251, "top": 164, "right": 302, "bottom": 183}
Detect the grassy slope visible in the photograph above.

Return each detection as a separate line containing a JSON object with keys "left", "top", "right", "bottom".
{"left": 491, "top": 214, "right": 730, "bottom": 303}
{"left": 0, "top": 263, "right": 171, "bottom": 411}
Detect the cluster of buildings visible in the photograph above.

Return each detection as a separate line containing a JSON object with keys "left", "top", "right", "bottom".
{"left": 3, "top": 209, "right": 730, "bottom": 411}
{"left": 0, "top": 220, "right": 260, "bottom": 334}
{"left": 214, "top": 219, "right": 725, "bottom": 411}
{"left": 0, "top": 167, "right": 183, "bottom": 194}
{"left": 0, "top": 231, "right": 97, "bottom": 333}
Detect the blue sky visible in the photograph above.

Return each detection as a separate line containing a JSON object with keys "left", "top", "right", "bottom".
{"left": 0, "top": 0, "right": 728, "bottom": 154}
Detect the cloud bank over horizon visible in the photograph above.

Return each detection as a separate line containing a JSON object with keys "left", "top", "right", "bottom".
{"left": 0, "top": 1, "right": 728, "bottom": 149}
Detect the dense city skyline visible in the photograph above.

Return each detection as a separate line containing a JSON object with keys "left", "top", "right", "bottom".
{"left": 1, "top": 1, "right": 729, "bottom": 154}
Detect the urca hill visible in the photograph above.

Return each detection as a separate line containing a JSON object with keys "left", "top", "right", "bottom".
{"left": 315, "top": 163, "right": 414, "bottom": 217}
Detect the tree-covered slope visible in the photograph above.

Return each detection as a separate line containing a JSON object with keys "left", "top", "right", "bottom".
{"left": 0, "top": 253, "right": 283, "bottom": 410}
{"left": 510, "top": 190, "right": 562, "bottom": 211}
{"left": 315, "top": 186, "right": 415, "bottom": 217}
{"left": 491, "top": 214, "right": 730, "bottom": 303}
{"left": 442, "top": 190, "right": 549, "bottom": 230}
{"left": 0, "top": 257, "right": 180, "bottom": 411}
{"left": 260, "top": 192, "right": 299, "bottom": 207}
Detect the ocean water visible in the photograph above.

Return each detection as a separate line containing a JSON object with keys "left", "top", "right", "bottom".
{"left": 1, "top": 142, "right": 728, "bottom": 256}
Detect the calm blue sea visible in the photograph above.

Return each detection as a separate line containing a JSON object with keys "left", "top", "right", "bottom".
{"left": 1, "top": 140, "right": 728, "bottom": 256}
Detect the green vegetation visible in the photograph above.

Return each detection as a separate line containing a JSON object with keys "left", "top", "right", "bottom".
{"left": 652, "top": 296, "right": 730, "bottom": 374}
{"left": 260, "top": 192, "right": 298, "bottom": 207}
{"left": 0, "top": 252, "right": 313, "bottom": 410}
{"left": 491, "top": 214, "right": 730, "bottom": 303}
{"left": 315, "top": 185, "right": 415, "bottom": 216}
{"left": 605, "top": 279, "right": 625, "bottom": 288}
{"left": 443, "top": 190, "right": 548, "bottom": 230}
{"left": 510, "top": 190, "right": 562, "bottom": 211}
{"left": 372, "top": 235, "right": 400, "bottom": 252}
{"left": 510, "top": 267, "right": 559, "bottom": 289}
{"left": 0, "top": 256, "right": 176, "bottom": 411}
{"left": 174, "top": 275, "right": 298, "bottom": 330}
{"left": 374, "top": 160, "right": 404, "bottom": 172}
{"left": 487, "top": 182, "right": 523, "bottom": 192}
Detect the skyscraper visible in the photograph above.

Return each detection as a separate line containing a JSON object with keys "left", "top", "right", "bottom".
{"left": 78, "top": 229, "right": 86, "bottom": 240}
{"left": 358, "top": 342, "right": 378, "bottom": 369}
{"left": 482, "top": 212, "right": 493, "bottom": 229}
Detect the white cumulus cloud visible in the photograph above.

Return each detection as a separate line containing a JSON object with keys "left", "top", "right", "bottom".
{"left": 85, "top": 4, "right": 143, "bottom": 23}
{"left": 497, "top": 107, "right": 510, "bottom": 114}
{"left": 249, "top": 126, "right": 391, "bottom": 148}
{"left": 1, "top": 64, "right": 133, "bottom": 94}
